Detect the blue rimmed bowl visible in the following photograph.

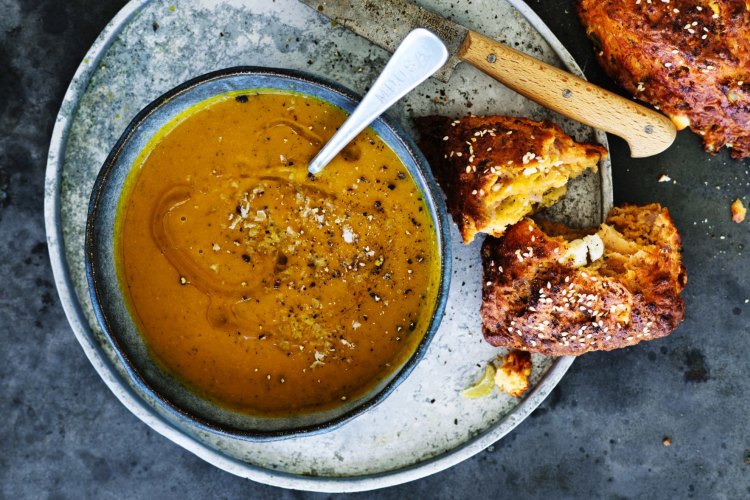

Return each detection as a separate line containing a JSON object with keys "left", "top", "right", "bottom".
{"left": 85, "top": 67, "right": 452, "bottom": 441}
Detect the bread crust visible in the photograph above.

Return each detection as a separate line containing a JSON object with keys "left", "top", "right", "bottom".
{"left": 481, "top": 204, "right": 687, "bottom": 356}
{"left": 416, "top": 115, "right": 606, "bottom": 243}
{"left": 578, "top": 0, "right": 750, "bottom": 158}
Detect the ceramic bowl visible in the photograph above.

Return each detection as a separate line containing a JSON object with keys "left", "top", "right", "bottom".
{"left": 85, "top": 67, "right": 452, "bottom": 441}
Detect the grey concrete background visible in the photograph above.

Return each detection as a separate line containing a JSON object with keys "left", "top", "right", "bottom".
{"left": 1, "top": 0, "right": 748, "bottom": 498}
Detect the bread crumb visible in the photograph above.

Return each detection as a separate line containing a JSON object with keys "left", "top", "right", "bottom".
{"left": 662, "top": 436, "right": 672, "bottom": 447}
{"left": 658, "top": 174, "right": 672, "bottom": 183}
{"left": 494, "top": 350, "right": 532, "bottom": 397}
{"left": 731, "top": 199, "right": 746, "bottom": 223}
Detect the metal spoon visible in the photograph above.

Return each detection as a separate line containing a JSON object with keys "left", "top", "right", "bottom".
{"left": 307, "top": 28, "right": 449, "bottom": 175}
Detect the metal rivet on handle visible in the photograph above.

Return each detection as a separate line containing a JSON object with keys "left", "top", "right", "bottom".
{"left": 562, "top": 89, "right": 572, "bottom": 99}
{"left": 645, "top": 124, "right": 654, "bottom": 134}
{"left": 486, "top": 53, "right": 497, "bottom": 63}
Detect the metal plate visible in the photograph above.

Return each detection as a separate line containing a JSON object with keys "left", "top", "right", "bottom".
{"left": 44, "top": 0, "right": 612, "bottom": 492}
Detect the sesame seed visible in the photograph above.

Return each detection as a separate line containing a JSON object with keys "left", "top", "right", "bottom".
{"left": 442, "top": 136, "right": 449, "bottom": 141}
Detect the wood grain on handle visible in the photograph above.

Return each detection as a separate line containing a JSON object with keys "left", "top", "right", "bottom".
{"left": 458, "top": 31, "right": 676, "bottom": 157}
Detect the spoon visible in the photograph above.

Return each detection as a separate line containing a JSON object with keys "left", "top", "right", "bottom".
{"left": 307, "top": 28, "right": 449, "bottom": 175}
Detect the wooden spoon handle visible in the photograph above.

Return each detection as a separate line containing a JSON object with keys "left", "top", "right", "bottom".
{"left": 458, "top": 31, "right": 676, "bottom": 157}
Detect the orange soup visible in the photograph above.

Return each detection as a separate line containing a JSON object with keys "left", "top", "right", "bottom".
{"left": 116, "top": 91, "right": 440, "bottom": 416}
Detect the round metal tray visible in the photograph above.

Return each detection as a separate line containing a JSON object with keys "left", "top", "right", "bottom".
{"left": 44, "top": 0, "right": 612, "bottom": 492}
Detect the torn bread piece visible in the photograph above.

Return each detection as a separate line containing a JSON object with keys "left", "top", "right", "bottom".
{"left": 481, "top": 203, "right": 687, "bottom": 356}
{"left": 416, "top": 115, "right": 607, "bottom": 243}
{"left": 578, "top": 0, "right": 750, "bottom": 158}
{"left": 494, "top": 350, "right": 532, "bottom": 397}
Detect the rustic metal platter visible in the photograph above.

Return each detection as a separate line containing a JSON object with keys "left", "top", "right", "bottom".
{"left": 45, "top": 0, "right": 612, "bottom": 492}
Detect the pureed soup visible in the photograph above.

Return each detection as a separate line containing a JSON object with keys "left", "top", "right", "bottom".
{"left": 116, "top": 90, "right": 441, "bottom": 416}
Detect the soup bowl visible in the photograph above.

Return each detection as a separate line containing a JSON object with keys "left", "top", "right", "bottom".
{"left": 85, "top": 67, "right": 452, "bottom": 440}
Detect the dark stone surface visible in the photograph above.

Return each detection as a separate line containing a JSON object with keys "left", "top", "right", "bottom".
{"left": 1, "top": 0, "right": 748, "bottom": 497}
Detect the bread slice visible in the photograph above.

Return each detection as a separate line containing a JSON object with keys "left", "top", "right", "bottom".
{"left": 481, "top": 203, "right": 687, "bottom": 356}
{"left": 416, "top": 115, "right": 606, "bottom": 244}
